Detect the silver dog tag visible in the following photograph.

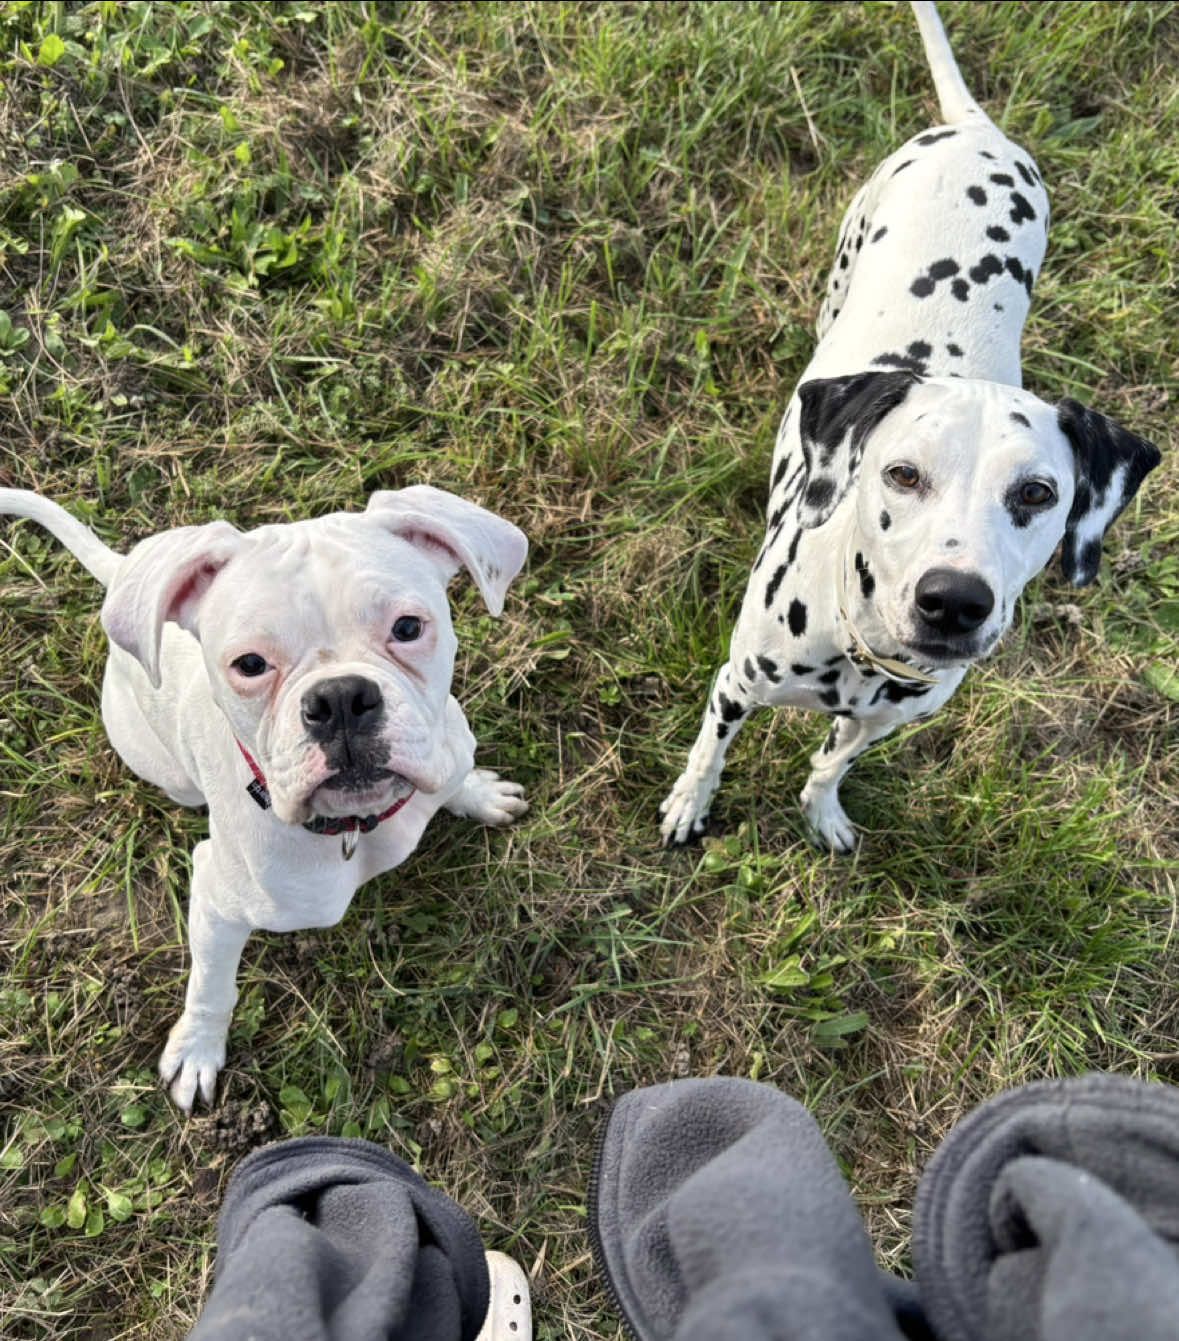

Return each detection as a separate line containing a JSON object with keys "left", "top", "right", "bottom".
{"left": 341, "top": 828, "right": 359, "bottom": 862}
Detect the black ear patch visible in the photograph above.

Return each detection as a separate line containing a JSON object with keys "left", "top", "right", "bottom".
{"left": 1056, "top": 398, "right": 1161, "bottom": 586}
{"left": 796, "top": 370, "right": 920, "bottom": 529}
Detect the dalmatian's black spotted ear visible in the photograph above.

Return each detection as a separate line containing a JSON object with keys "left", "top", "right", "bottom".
{"left": 796, "top": 370, "right": 920, "bottom": 529}
{"left": 1056, "top": 399, "right": 1161, "bottom": 586}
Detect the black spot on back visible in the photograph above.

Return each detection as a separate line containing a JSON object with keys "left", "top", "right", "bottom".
{"left": 968, "top": 253, "right": 1003, "bottom": 285}
{"left": 916, "top": 129, "right": 957, "bottom": 146}
{"left": 788, "top": 598, "right": 808, "bottom": 637}
{"left": 910, "top": 275, "right": 935, "bottom": 298}
{"left": 871, "top": 226, "right": 888, "bottom": 243}
{"left": 967, "top": 185, "right": 987, "bottom": 205}
{"left": 951, "top": 278, "right": 970, "bottom": 302}
{"left": 946, "top": 343, "right": 963, "bottom": 357}
{"left": 1009, "top": 191, "right": 1036, "bottom": 224}
{"left": 1015, "top": 160, "right": 1036, "bottom": 186}
{"left": 986, "top": 225, "right": 1010, "bottom": 243}
{"left": 929, "top": 259, "right": 960, "bottom": 280}
{"left": 791, "top": 662, "right": 814, "bottom": 676}
{"left": 989, "top": 172, "right": 1014, "bottom": 187}
{"left": 891, "top": 159, "right": 914, "bottom": 177}
{"left": 1010, "top": 411, "right": 1030, "bottom": 428}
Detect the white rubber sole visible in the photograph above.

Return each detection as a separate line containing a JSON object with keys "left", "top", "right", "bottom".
{"left": 476, "top": 1249, "right": 532, "bottom": 1341}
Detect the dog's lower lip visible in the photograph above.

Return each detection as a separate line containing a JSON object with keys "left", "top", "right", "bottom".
{"left": 317, "top": 768, "right": 396, "bottom": 795}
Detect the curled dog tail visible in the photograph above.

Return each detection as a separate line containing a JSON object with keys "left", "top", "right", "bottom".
{"left": 0, "top": 488, "right": 121, "bottom": 587}
{"left": 910, "top": 1, "right": 988, "bottom": 124}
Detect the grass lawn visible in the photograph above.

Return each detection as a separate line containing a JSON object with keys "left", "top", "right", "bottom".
{"left": 1, "top": 1, "right": 1176, "bottom": 1335}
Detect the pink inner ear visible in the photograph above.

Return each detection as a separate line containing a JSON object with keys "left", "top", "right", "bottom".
{"left": 402, "top": 527, "right": 464, "bottom": 567}
{"left": 170, "top": 561, "right": 222, "bottom": 623}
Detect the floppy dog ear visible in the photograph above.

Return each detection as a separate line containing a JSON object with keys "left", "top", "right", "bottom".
{"left": 796, "top": 370, "right": 920, "bottom": 529}
{"left": 1056, "top": 399, "right": 1161, "bottom": 586}
{"left": 366, "top": 486, "right": 528, "bottom": 616}
{"left": 101, "top": 523, "right": 242, "bottom": 689}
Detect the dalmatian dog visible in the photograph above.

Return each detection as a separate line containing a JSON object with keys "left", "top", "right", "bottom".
{"left": 660, "top": 0, "right": 1161, "bottom": 854}
{"left": 0, "top": 484, "right": 529, "bottom": 1109}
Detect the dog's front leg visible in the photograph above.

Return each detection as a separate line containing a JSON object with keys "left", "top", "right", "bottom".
{"left": 158, "top": 840, "right": 251, "bottom": 1112}
{"left": 444, "top": 767, "right": 528, "bottom": 826}
{"left": 799, "top": 716, "right": 902, "bottom": 854}
{"left": 660, "top": 662, "right": 758, "bottom": 845}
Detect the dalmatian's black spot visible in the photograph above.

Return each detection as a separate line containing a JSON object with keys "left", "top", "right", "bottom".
{"left": 994, "top": 302, "right": 1004, "bottom": 312}
{"left": 764, "top": 563, "right": 788, "bottom": 609}
{"left": 1016, "top": 160, "right": 1037, "bottom": 186}
{"left": 989, "top": 172, "right": 1014, "bottom": 187}
{"left": 891, "top": 159, "right": 914, "bottom": 177}
{"left": 832, "top": 707, "right": 853, "bottom": 718}
{"left": 951, "top": 278, "right": 970, "bottom": 302}
{"left": 979, "top": 150, "right": 996, "bottom": 161}
{"left": 757, "top": 656, "right": 781, "bottom": 683}
{"left": 968, "top": 253, "right": 1003, "bottom": 285}
{"left": 1010, "top": 411, "right": 1030, "bottom": 428}
{"left": 967, "top": 185, "right": 987, "bottom": 206}
{"left": 1005, "top": 255, "right": 1034, "bottom": 296}
{"left": 871, "top": 226, "right": 888, "bottom": 243}
{"left": 986, "top": 225, "right": 1010, "bottom": 243}
{"left": 1009, "top": 191, "right": 1036, "bottom": 224}
{"left": 804, "top": 477, "right": 835, "bottom": 513}
{"left": 787, "top": 528, "right": 802, "bottom": 565}
{"left": 788, "top": 598, "right": 808, "bottom": 637}
{"left": 717, "top": 692, "right": 745, "bottom": 723}
{"left": 716, "top": 722, "right": 729, "bottom": 739}
{"left": 839, "top": 253, "right": 849, "bottom": 270}
{"left": 946, "top": 343, "right": 963, "bottom": 357}
{"left": 819, "top": 688, "right": 840, "bottom": 708}
{"left": 880, "top": 509, "right": 891, "bottom": 530}
{"left": 916, "top": 129, "right": 957, "bottom": 146}
{"left": 771, "top": 456, "right": 789, "bottom": 489}
{"left": 819, "top": 669, "right": 841, "bottom": 685}
{"left": 821, "top": 724, "right": 838, "bottom": 755}
{"left": 856, "top": 235, "right": 864, "bottom": 252}
{"left": 873, "top": 349, "right": 928, "bottom": 376}
{"left": 873, "top": 680, "right": 932, "bottom": 706}
{"left": 825, "top": 654, "right": 845, "bottom": 667}
{"left": 743, "top": 657, "right": 756, "bottom": 680}
{"left": 930, "top": 259, "right": 961, "bottom": 281}
{"left": 910, "top": 275, "right": 935, "bottom": 298}
{"left": 945, "top": 538, "right": 959, "bottom": 549}
{"left": 855, "top": 552, "right": 876, "bottom": 600}
{"left": 847, "top": 697, "right": 858, "bottom": 708}
{"left": 791, "top": 662, "right": 814, "bottom": 676}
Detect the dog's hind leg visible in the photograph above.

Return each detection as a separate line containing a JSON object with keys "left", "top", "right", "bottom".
{"left": 660, "top": 662, "right": 759, "bottom": 846}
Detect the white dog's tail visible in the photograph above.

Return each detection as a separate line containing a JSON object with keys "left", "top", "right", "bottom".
{"left": 0, "top": 488, "right": 121, "bottom": 587}
{"left": 911, "top": 1, "right": 988, "bottom": 124}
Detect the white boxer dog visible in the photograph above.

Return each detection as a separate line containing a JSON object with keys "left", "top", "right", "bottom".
{"left": 660, "top": 1, "right": 1161, "bottom": 854}
{"left": 0, "top": 485, "right": 528, "bottom": 1109}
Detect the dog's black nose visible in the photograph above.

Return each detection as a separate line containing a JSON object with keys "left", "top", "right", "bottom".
{"left": 301, "top": 676, "right": 384, "bottom": 739}
{"left": 914, "top": 569, "right": 994, "bottom": 635}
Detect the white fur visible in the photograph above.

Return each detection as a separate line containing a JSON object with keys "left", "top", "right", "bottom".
{"left": 660, "top": 2, "right": 1156, "bottom": 853}
{"left": 1, "top": 485, "right": 528, "bottom": 1109}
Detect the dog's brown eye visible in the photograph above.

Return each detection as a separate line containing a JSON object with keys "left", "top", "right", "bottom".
{"left": 391, "top": 616, "right": 423, "bottom": 642}
{"left": 1019, "top": 480, "right": 1055, "bottom": 507}
{"left": 886, "top": 464, "right": 921, "bottom": 490}
{"left": 231, "top": 654, "right": 269, "bottom": 677}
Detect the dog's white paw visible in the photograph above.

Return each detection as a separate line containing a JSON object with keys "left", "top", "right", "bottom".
{"left": 453, "top": 769, "right": 529, "bottom": 827}
{"left": 800, "top": 784, "right": 858, "bottom": 856}
{"left": 659, "top": 774, "right": 713, "bottom": 847}
{"left": 158, "top": 1014, "right": 228, "bottom": 1113}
